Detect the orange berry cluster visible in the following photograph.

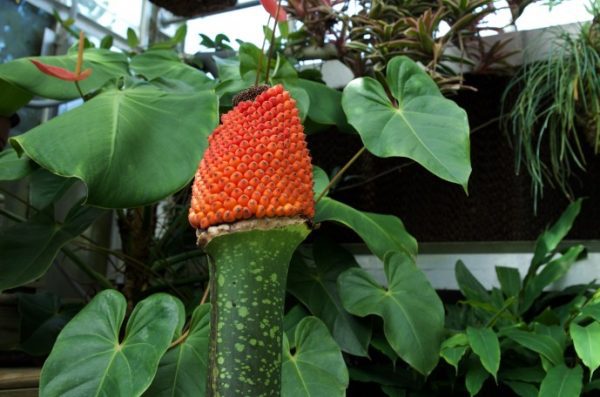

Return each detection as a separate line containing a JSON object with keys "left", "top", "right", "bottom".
{"left": 189, "top": 84, "right": 314, "bottom": 230}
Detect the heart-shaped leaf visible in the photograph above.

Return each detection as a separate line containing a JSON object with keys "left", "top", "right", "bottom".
{"left": 144, "top": 304, "right": 210, "bottom": 397}
{"left": 0, "top": 49, "right": 128, "bottom": 100}
{"left": 282, "top": 316, "right": 349, "bottom": 397}
{"left": 342, "top": 56, "right": 471, "bottom": 189}
{"left": 0, "top": 204, "right": 105, "bottom": 292}
{"left": 130, "top": 50, "right": 215, "bottom": 91}
{"left": 466, "top": 327, "right": 500, "bottom": 380}
{"left": 315, "top": 197, "right": 417, "bottom": 259}
{"left": 40, "top": 290, "right": 184, "bottom": 397}
{"left": 288, "top": 237, "right": 371, "bottom": 357}
{"left": 18, "top": 292, "right": 80, "bottom": 356}
{"left": 0, "top": 148, "right": 34, "bottom": 181}
{"left": 296, "top": 78, "right": 350, "bottom": 130}
{"left": 29, "top": 169, "right": 76, "bottom": 210}
{"left": 338, "top": 252, "right": 444, "bottom": 375}
{"left": 11, "top": 79, "right": 218, "bottom": 208}
{"left": 0, "top": 79, "right": 33, "bottom": 116}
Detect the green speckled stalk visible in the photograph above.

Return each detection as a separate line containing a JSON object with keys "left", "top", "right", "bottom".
{"left": 204, "top": 223, "right": 310, "bottom": 396}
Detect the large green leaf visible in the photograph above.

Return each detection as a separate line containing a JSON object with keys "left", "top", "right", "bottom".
{"left": 466, "top": 327, "right": 500, "bottom": 380}
{"left": 503, "top": 381, "right": 538, "bottom": 397}
{"left": 130, "top": 50, "right": 215, "bottom": 91}
{"left": 312, "top": 166, "right": 329, "bottom": 200}
{"left": 29, "top": 169, "right": 76, "bottom": 210}
{"left": 342, "top": 56, "right": 471, "bottom": 188}
{"left": 465, "top": 355, "right": 489, "bottom": 397}
{"left": 40, "top": 290, "right": 184, "bottom": 397}
{"left": 296, "top": 78, "right": 348, "bottom": 129}
{"left": 538, "top": 364, "right": 583, "bottom": 397}
{"left": 440, "top": 333, "right": 469, "bottom": 373}
{"left": 338, "top": 252, "right": 444, "bottom": 375}
{"left": 522, "top": 245, "right": 585, "bottom": 312}
{"left": 278, "top": 80, "right": 309, "bottom": 121}
{"left": 570, "top": 321, "right": 600, "bottom": 379}
{"left": 455, "top": 260, "right": 490, "bottom": 303}
{"left": 0, "top": 204, "right": 105, "bottom": 292}
{"left": 0, "top": 49, "right": 129, "bottom": 100}
{"left": 530, "top": 199, "right": 582, "bottom": 270}
{"left": 0, "top": 79, "right": 32, "bottom": 116}
{"left": 145, "top": 304, "right": 210, "bottom": 397}
{"left": 18, "top": 292, "right": 80, "bottom": 356}
{"left": 282, "top": 316, "right": 349, "bottom": 397}
{"left": 495, "top": 266, "right": 521, "bottom": 298}
{"left": 0, "top": 148, "right": 34, "bottom": 181}
{"left": 504, "top": 329, "right": 564, "bottom": 366}
{"left": 288, "top": 237, "right": 371, "bottom": 357}
{"left": 315, "top": 197, "right": 417, "bottom": 259}
{"left": 11, "top": 79, "right": 218, "bottom": 208}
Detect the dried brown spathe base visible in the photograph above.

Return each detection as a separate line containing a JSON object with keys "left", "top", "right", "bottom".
{"left": 196, "top": 216, "right": 311, "bottom": 246}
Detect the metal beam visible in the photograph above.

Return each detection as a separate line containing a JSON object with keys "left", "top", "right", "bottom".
{"left": 23, "top": 0, "right": 132, "bottom": 50}
{"left": 160, "top": 0, "right": 260, "bottom": 26}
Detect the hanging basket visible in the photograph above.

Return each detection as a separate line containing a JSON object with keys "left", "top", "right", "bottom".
{"left": 150, "top": 0, "right": 237, "bottom": 17}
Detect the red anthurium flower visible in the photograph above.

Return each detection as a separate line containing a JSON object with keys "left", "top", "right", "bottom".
{"left": 259, "top": 0, "right": 288, "bottom": 21}
{"left": 30, "top": 59, "right": 92, "bottom": 82}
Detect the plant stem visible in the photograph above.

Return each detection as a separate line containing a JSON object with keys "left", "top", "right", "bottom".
{"left": 75, "top": 31, "right": 85, "bottom": 76}
{"left": 61, "top": 247, "right": 113, "bottom": 289}
{"left": 264, "top": 0, "right": 283, "bottom": 84}
{"left": 205, "top": 223, "right": 309, "bottom": 396}
{"left": 255, "top": 16, "right": 272, "bottom": 86}
{"left": 315, "top": 146, "right": 366, "bottom": 203}
{"left": 0, "top": 207, "right": 26, "bottom": 222}
{"left": 74, "top": 81, "right": 85, "bottom": 100}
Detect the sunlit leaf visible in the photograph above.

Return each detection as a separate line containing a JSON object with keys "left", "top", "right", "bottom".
{"left": 11, "top": 78, "right": 218, "bottom": 208}
{"left": 342, "top": 56, "right": 471, "bottom": 188}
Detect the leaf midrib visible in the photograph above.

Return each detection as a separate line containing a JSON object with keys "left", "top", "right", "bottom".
{"left": 393, "top": 106, "right": 460, "bottom": 182}
{"left": 387, "top": 292, "right": 425, "bottom": 365}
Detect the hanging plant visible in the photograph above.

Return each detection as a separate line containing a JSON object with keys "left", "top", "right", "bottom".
{"left": 502, "top": 6, "right": 600, "bottom": 207}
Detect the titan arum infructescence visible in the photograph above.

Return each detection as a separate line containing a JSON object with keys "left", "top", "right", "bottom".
{"left": 188, "top": 84, "right": 314, "bottom": 396}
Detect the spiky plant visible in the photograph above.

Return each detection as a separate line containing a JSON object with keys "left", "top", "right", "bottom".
{"left": 502, "top": 9, "right": 600, "bottom": 208}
